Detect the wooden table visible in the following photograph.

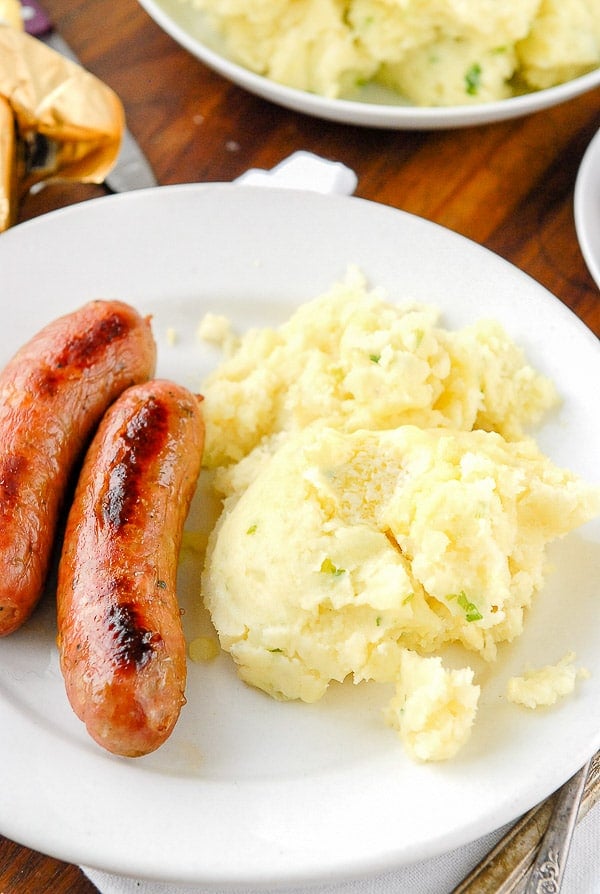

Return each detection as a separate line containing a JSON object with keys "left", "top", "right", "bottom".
{"left": 3, "top": 0, "right": 600, "bottom": 890}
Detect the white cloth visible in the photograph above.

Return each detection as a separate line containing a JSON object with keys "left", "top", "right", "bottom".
{"left": 81, "top": 153, "right": 599, "bottom": 894}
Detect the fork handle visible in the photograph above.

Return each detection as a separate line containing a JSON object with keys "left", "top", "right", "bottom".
{"left": 523, "top": 760, "right": 590, "bottom": 894}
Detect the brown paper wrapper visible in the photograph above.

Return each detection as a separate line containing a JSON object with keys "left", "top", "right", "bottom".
{"left": 0, "top": 22, "right": 125, "bottom": 231}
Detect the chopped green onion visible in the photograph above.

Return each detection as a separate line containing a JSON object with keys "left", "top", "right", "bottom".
{"left": 465, "top": 63, "right": 482, "bottom": 96}
{"left": 447, "top": 590, "right": 482, "bottom": 622}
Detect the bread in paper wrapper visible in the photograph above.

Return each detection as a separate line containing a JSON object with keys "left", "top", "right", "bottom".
{"left": 0, "top": 20, "right": 125, "bottom": 231}
{"left": 0, "top": 0, "right": 20, "bottom": 30}
{"left": 0, "top": 95, "right": 16, "bottom": 230}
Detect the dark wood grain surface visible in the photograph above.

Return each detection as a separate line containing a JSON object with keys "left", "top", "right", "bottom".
{"left": 3, "top": 0, "right": 600, "bottom": 890}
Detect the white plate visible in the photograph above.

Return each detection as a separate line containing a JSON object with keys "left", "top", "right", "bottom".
{"left": 1, "top": 185, "right": 600, "bottom": 887}
{"left": 137, "top": 0, "right": 600, "bottom": 130}
{"left": 575, "top": 127, "right": 600, "bottom": 290}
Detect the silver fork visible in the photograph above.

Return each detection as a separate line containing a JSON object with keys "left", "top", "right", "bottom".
{"left": 523, "top": 760, "right": 590, "bottom": 894}
{"left": 453, "top": 749, "right": 600, "bottom": 893}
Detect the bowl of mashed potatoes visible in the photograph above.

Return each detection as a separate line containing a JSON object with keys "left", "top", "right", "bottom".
{"left": 136, "top": 0, "right": 600, "bottom": 127}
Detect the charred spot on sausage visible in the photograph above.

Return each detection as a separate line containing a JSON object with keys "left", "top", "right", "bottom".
{"left": 101, "top": 397, "right": 169, "bottom": 529}
{"left": 106, "top": 602, "right": 161, "bottom": 671}
{"left": 54, "top": 312, "right": 129, "bottom": 370}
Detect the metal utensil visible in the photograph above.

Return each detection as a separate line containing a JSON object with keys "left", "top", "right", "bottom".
{"left": 454, "top": 749, "right": 600, "bottom": 893}
{"left": 523, "top": 760, "right": 590, "bottom": 894}
{"left": 20, "top": 0, "right": 158, "bottom": 192}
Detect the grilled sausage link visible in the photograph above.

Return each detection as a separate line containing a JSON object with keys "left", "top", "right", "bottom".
{"left": 56, "top": 380, "right": 204, "bottom": 757}
{"left": 0, "top": 301, "right": 156, "bottom": 636}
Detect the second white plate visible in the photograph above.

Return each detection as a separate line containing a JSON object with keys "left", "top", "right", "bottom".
{"left": 575, "top": 127, "right": 600, "bottom": 290}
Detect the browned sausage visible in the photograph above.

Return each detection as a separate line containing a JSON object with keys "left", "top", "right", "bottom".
{"left": 0, "top": 301, "right": 156, "bottom": 637}
{"left": 56, "top": 379, "right": 204, "bottom": 757}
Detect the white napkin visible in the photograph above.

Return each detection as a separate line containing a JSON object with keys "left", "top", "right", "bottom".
{"left": 233, "top": 150, "right": 358, "bottom": 194}
{"left": 81, "top": 153, "right": 599, "bottom": 894}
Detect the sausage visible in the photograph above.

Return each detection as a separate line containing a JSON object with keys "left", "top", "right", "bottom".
{"left": 56, "top": 379, "right": 204, "bottom": 757}
{"left": 0, "top": 301, "right": 156, "bottom": 636}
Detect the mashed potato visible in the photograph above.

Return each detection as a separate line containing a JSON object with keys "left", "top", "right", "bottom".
{"left": 201, "top": 267, "right": 558, "bottom": 481}
{"left": 518, "top": 0, "right": 600, "bottom": 90}
{"left": 507, "top": 652, "right": 590, "bottom": 708}
{"left": 199, "top": 271, "right": 599, "bottom": 761}
{"left": 188, "top": 0, "right": 600, "bottom": 105}
{"left": 385, "top": 652, "right": 479, "bottom": 761}
{"left": 202, "top": 424, "right": 597, "bottom": 758}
